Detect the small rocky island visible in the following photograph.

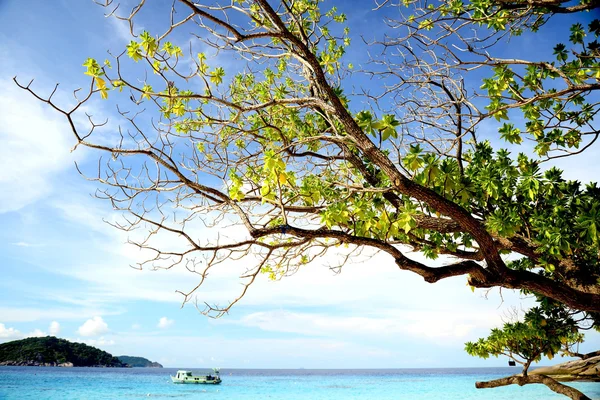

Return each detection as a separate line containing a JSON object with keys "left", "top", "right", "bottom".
{"left": 0, "top": 336, "right": 161, "bottom": 368}
{"left": 117, "top": 355, "right": 163, "bottom": 368}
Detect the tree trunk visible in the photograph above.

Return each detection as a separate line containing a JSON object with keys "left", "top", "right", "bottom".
{"left": 475, "top": 375, "right": 591, "bottom": 400}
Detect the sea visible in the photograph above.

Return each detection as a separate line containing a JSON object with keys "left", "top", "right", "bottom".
{"left": 0, "top": 367, "right": 599, "bottom": 399}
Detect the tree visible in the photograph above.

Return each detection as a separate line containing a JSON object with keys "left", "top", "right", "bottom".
{"left": 466, "top": 306, "right": 593, "bottom": 399}
{"left": 15, "top": 0, "right": 600, "bottom": 397}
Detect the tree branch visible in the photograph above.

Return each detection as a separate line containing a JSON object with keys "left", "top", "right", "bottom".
{"left": 476, "top": 374, "right": 591, "bottom": 400}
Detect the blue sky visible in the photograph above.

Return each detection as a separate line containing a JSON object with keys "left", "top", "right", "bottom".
{"left": 0, "top": 0, "right": 599, "bottom": 368}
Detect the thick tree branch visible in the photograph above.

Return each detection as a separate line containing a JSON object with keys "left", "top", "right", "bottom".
{"left": 476, "top": 374, "right": 591, "bottom": 400}
{"left": 496, "top": 0, "right": 600, "bottom": 14}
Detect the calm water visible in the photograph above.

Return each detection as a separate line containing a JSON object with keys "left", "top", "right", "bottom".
{"left": 0, "top": 367, "right": 599, "bottom": 399}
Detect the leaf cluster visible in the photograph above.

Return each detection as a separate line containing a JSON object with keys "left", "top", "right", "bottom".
{"left": 465, "top": 307, "right": 583, "bottom": 367}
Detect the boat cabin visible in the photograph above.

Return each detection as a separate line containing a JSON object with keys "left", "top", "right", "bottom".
{"left": 175, "top": 371, "right": 193, "bottom": 380}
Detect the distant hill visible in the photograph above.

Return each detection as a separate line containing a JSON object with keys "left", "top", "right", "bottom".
{"left": 0, "top": 336, "right": 124, "bottom": 367}
{"left": 117, "top": 355, "right": 163, "bottom": 368}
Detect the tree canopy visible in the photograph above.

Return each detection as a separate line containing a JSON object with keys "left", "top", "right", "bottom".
{"left": 16, "top": 0, "right": 600, "bottom": 397}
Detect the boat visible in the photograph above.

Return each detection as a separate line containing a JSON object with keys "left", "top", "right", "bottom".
{"left": 170, "top": 368, "right": 222, "bottom": 384}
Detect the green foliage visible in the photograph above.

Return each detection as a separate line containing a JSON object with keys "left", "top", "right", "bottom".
{"left": 82, "top": 58, "right": 109, "bottom": 99}
{"left": 210, "top": 67, "right": 226, "bottom": 86}
{"left": 406, "top": 0, "right": 600, "bottom": 156}
{"left": 139, "top": 31, "right": 158, "bottom": 57}
{"left": 126, "top": 41, "right": 143, "bottom": 62}
{"left": 0, "top": 337, "right": 124, "bottom": 367}
{"left": 465, "top": 308, "right": 583, "bottom": 366}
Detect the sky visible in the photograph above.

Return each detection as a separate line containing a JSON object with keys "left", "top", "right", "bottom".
{"left": 0, "top": 0, "right": 599, "bottom": 369}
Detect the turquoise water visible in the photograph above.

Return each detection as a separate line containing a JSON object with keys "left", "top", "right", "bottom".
{"left": 0, "top": 367, "right": 599, "bottom": 399}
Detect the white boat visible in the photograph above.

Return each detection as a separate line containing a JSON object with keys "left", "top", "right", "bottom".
{"left": 170, "top": 369, "right": 221, "bottom": 384}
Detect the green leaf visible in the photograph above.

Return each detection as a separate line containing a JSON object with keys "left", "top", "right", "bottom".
{"left": 498, "top": 123, "right": 522, "bottom": 144}
{"left": 553, "top": 43, "right": 568, "bottom": 62}
{"left": 403, "top": 144, "right": 424, "bottom": 171}
{"left": 210, "top": 67, "right": 225, "bottom": 86}
{"left": 126, "top": 41, "right": 143, "bottom": 62}
{"left": 141, "top": 84, "right": 153, "bottom": 100}
{"left": 356, "top": 111, "right": 376, "bottom": 135}
{"left": 140, "top": 31, "right": 157, "bottom": 56}
{"left": 82, "top": 58, "right": 103, "bottom": 77}
{"left": 569, "top": 23, "right": 585, "bottom": 44}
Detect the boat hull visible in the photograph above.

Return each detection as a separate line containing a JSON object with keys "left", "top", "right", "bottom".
{"left": 171, "top": 377, "right": 221, "bottom": 384}
{"left": 171, "top": 369, "right": 221, "bottom": 384}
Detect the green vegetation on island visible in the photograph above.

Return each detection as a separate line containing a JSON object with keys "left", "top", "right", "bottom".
{"left": 117, "top": 355, "right": 163, "bottom": 368}
{"left": 0, "top": 336, "right": 124, "bottom": 367}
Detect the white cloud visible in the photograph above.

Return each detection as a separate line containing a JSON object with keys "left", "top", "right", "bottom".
{"left": 0, "top": 324, "right": 53, "bottom": 342}
{"left": 0, "top": 323, "right": 21, "bottom": 339}
{"left": 157, "top": 317, "right": 174, "bottom": 329}
{"left": 131, "top": 323, "right": 141, "bottom": 330}
{"left": 25, "top": 329, "right": 47, "bottom": 338}
{"left": 77, "top": 316, "right": 109, "bottom": 337}
{"left": 49, "top": 321, "right": 61, "bottom": 336}
{"left": 80, "top": 337, "right": 115, "bottom": 347}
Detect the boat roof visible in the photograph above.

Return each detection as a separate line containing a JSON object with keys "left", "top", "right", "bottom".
{"left": 176, "top": 370, "right": 191, "bottom": 373}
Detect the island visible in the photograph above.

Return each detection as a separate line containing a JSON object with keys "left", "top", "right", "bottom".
{"left": 0, "top": 336, "right": 159, "bottom": 368}
{"left": 0, "top": 336, "right": 124, "bottom": 367}
{"left": 117, "top": 355, "right": 163, "bottom": 368}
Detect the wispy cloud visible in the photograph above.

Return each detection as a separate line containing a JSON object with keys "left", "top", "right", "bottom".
{"left": 0, "top": 79, "right": 76, "bottom": 213}
{"left": 0, "top": 306, "right": 117, "bottom": 323}
{"left": 221, "top": 308, "right": 501, "bottom": 343}
{"left": 108, "top": 16, "right": 136, "bottom": 43}
{"left": 10, "top": 242, "right": 44, "bottom": 247}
